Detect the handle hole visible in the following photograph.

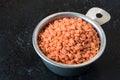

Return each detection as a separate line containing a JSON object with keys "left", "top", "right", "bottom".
{"left": 96, "top": 13, "right": 103, "bottom": 18}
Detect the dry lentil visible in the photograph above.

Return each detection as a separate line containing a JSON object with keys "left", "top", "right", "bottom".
{"left": 38, "top": 17, "right": 100, "bottom": 64}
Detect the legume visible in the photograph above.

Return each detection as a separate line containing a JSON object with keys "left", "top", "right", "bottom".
{"left": 38, "top": 17, "right": 100, "bottom": 64}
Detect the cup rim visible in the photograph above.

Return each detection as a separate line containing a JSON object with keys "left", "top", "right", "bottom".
{"left": 32, "top": 12, "right": 106, "bottom": 68}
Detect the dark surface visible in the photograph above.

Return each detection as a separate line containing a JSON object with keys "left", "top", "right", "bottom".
{"left": 0, "top": 0, "right": 120, "bottom": 80}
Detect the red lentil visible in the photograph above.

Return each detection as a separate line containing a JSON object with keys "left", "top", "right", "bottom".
{"left": 38, "top": 17, "right": 100, "bottom": 64}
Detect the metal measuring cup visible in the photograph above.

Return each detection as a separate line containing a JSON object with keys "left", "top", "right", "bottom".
{"left": 32, "top": 7, "right": 111, "bottom": 76}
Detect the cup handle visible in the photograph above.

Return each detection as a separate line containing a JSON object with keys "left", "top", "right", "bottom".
{"left": 86, "top": 7, "right": 111, "bottom": 25}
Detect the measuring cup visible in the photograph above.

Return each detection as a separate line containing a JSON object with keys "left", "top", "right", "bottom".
{"left": 32, "top": 7, "right": 111, "bottom": 76}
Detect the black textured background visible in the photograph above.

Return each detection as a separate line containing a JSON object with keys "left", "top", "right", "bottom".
{"left": 0, "top": 0, "right": 120, "bottom": 80}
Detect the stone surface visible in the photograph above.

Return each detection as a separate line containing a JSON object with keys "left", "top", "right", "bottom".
{"left": 0, "top": 0, "right": 120, "bottom": 80}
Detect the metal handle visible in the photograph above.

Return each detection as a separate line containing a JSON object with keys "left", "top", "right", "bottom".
{"left": 86, "top": 7, "right": 111, "bottom": 25}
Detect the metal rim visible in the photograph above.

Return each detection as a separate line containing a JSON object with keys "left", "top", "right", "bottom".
{"left": 32, "top": 12, "right": 106, "bottom": 68}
